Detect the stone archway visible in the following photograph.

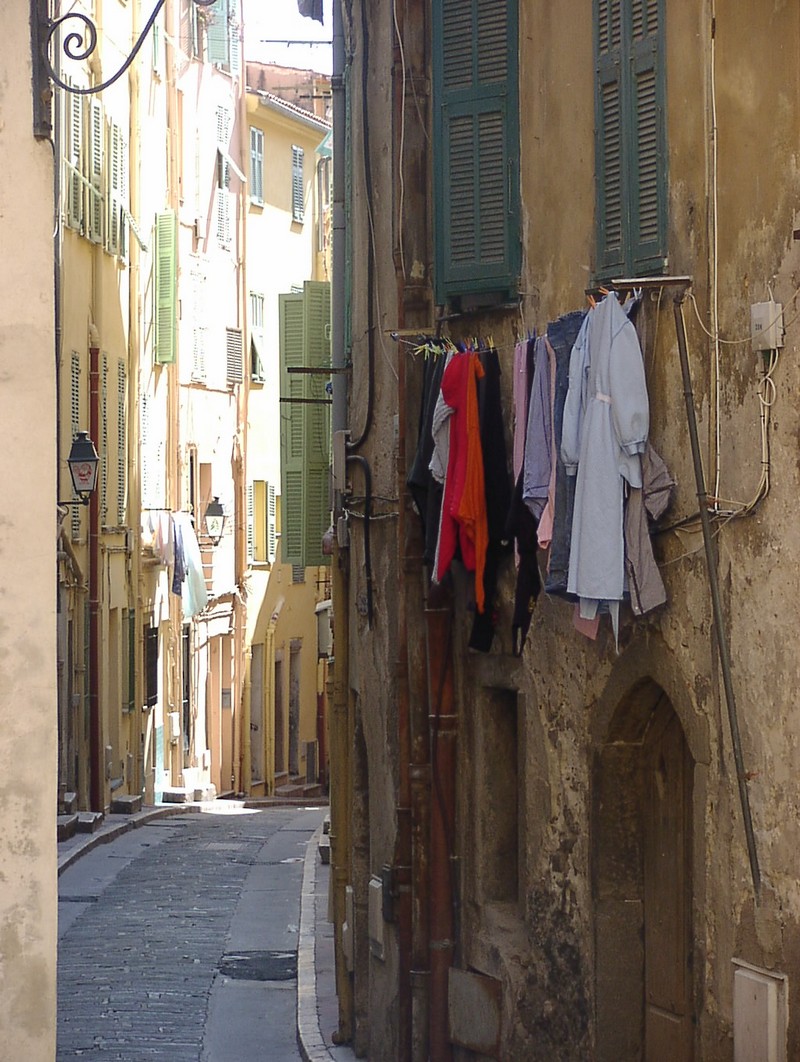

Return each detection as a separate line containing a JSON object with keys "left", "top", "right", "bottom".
{"left": 593, "top": 679, "right": 695, "bottom": 1062}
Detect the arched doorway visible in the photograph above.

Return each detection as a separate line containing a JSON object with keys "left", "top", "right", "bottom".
{"left": 593, "top": 680, "right": 694, "bottom": 1061}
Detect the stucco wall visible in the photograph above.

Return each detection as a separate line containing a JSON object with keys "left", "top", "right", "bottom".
{"left": 0, "top": 7, "right": 57, "bottom": 1057}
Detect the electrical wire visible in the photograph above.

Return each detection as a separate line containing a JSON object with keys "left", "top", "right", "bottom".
{"left": 392, "top": 0, "right": 407, "bottom": 283}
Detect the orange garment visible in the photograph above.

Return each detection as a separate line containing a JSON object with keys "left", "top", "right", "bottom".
{"left": 436, "top": 350, "right": 488, "bottom": 612}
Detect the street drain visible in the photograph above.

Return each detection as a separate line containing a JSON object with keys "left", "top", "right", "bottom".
{"left": 218, "top": 950, "right": 297, "bottom": 981}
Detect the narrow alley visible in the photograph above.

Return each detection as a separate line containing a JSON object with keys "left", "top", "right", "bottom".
{"left": 57, "top": 805, "right": 328, "bottom": 1061}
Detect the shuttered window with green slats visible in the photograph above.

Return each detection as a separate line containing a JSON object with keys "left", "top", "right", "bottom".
{"left": 594, "top": 0, "right": 667, "bottom": 279}
{"left": 154, "top": 211, "right": 177, "bottom": 364}
{"left": 279, "top": 281, "right": 331, "bottom": 568}
{"left": 432, "top": 0, "right": 520, "bottom": 304}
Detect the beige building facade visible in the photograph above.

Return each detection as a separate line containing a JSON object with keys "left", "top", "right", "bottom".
{"left": 332, "top": 1, "right": 800, "bottom": 1060}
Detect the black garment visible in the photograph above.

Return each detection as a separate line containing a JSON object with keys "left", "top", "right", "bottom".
{"left": 407, "top": 352, "right": 447, "bottom": 568}
{"left": 504, "top": 468, "right": 541, "bottom": 657}
{"left": 297, "top": 0, "right": 323, "bottom": 23}
{"left": 469, "top": 348, "right": 512, "bottom": 652}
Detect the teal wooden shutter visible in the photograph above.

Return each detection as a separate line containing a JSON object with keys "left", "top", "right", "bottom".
{"left": 594, "top": 0, "right": 626, "bottom": 277}
{"left": 594, "top": 0, "right": 666, "bottom": 278}
{"left": 154, "top": 211, "right": 177, "bottom": 363}
{"left": 433, "top": 0, "right": 520, "bottom": 302}
{"left": 279, "top": 293, "right": 306, "bottom": 565}
{"left": 302, "top": 281, "right": 331, "bottom": 567}
{"left": 629, "top": 0, "right": 666, "bottom": 274}
{"left": 206, "top": 0, "right": 230, "bottom": 68}
{"left": 88, "top": 99, "right": 104, "bottom": 244}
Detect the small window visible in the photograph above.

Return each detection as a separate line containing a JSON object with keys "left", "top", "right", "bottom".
{"left": 250, "top": 127, "right": 264, "bottom": 204}
{"left": 292, "top": 565, "right": 306, "bottom": 584}
{"left": 145, "top": 625, "right": 159, "bottom": 708}
{"left": 291, "top": 145, "right": 304, "bottom": 223}
{"left": 250, "top": 291, "right": 265, "bottom": 381}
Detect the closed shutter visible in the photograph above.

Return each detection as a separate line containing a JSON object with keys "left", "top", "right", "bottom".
{"left": 206, "top": 0, "right": 230, "bottom": 68}
{"left": 246, "top": 482, "right": 255, "bottom": 563}
{"left": 594, "top": 0, "right": 666, "bottom": 278}
{"left": 291, "top": 146, "right": 305, "bottom": 222}
{"left": 117, "top": 360, "right": 126, "bottom": 525}
{"left": 154, "top": 211, "right": 177, "bottom": 363}
{"left": 594, "top": 0, "right": 626, "bottom": 276}
{"left": 433, "top": 0, "right": 520, "bottom": 302}
{"left": 279, "top": 293, "right": 306, "bottom": 565}
{"left": 226, "top": 327, "right": 244, "bottom": 385}
{"left": 107, "top": 122, "right": 127, "bottom": 257}
{"left": 191, "top": 265, "right": 207, "bottom": 381}
{"left": 267, "top": 482, "right": 277, "bottom": 563}
{"left": 70, "top": 352, "right": 82, "bottom": 538}
{"left": 66, "top": 89, "right": 84, "bottom": 231}
{"left": 124, "top": 609, "right": 136, "bottom": 713}
{"left": 101, "top": 354, "right": 109, "bottom": 525}
{"left": 629, "top": 0, "right": 666, "bottom": 274}
{"left": 88, "top": 99, "right": 104, "bottom": 244}
{"left": 302, "top": 281, "right": 331, "bottom": 567}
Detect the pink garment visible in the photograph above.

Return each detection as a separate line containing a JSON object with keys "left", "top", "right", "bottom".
{"left": 537, "top": 338, "right": 558, "bottom": 549}
{"left": 573, "top": 605, "right": 600, "bottom": 640}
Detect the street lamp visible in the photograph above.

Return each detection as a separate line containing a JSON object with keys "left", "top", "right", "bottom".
{"left": 205, "top": 497, "right": 225, "bottom": 545}
{"left": 59, "top": 431, "right": 100, "bottom": 506}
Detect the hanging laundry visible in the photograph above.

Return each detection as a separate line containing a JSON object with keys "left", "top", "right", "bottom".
{"left": 521, "top": 336, "right": 552, "bottom": 521}
{"left": 561, "top": 293, "right": 649, "bottom": 638}
{"left": 469, "top": 346, "right": 512, "bottom": 652}
{"left": 544, "top": 309, "right": 587, "bottom": 596}
{"left": 407, "top": 348, "right": 449, "bottom": 567}
{"left": 435, "top": 350, "right": 488, "bottom": 613}
{"left": 624, "top": 443, "right": 674, "bottom": 616}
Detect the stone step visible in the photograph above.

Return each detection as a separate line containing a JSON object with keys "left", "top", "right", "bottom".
{"left": 111, "top": 793, "right": 143, "bottom": 815}
{"left": 57, "top": 814, "right": 79, "bottom": 842}
{"left": 77, "top": 811, "right": 104, "bottom": 833}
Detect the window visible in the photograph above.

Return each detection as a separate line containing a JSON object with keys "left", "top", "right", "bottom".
{"left": 145, "top": 625, "right": 159, "bottom": 708}
{"left": 291, "top": 145, "right": 305, "bottom": 222}
{"left": 206, "top": 0, "right": 240, "bottom": 75}
{"left": 226, "top": 327, "right": 244, "bottom": 385}
{"left": 123, "top": 609, "right": 136, "bottom": 713}
{"left": 106, "top": 120, "right": 128, "bottom": 257}
{"left": 248, "top": 481, "right": 277, "bottom": 564}
{"left": 279, "top": 282, "right": 331, "bottom": 568}
{"left": 250, "top": 291, "right": 265, "bottom": 381}
{"left": 432, "top": 0, "right": 520, "bottom": 306}
{"left": 154, "top": 211, "right": 177, "bottom": 363}
{"left": 594, "top": 0, "right": 667, "bottom": 279}
{"left": 216, "top": 106, "right": 233, "bottom": 247}
{"left": 250, "top": 127, "right": 264, "bottom": 204}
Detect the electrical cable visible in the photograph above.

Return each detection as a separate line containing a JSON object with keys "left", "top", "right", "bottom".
{"left": 345, "top": 453, "right": 373, "bottom": 624}
{"left": 392, "top": 0, "right": 407, "bottom": 284}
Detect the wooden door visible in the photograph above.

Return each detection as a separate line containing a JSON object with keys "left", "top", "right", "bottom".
{"left": 643, "top": 711, "right": 694, "bottom": 1059}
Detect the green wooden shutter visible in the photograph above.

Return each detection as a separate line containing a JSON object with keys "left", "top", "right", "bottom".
{"left": 629, "top": 0, "right": 667, "bottom": 274}
{"left": 594, "top": 0, "right": 626, "bottom": 277}
{"left": 292, "top": 146, "right": 305, "bottom": 222}
{"left": 66, "top": 89, "right": 84, "bottom": 231}
{"left": 279, "top": 293, "right": 306, "bottom": 565}
{"left": 206, "top": 0, "right": 229, "bottom": 67}
{"left": 154, "top": 211, "right": 177, "bottom": 364}
{"left": 302, "top": 281, "right": 331, "bottom": 568}
{"left": 88, "top": 99, "right": 104, "bottom": 244}
{"left": 594, "top": 0, "right": 666, "bottom": 279}
{"left": 433, "top": 0, "right": 520, "bottom": 303}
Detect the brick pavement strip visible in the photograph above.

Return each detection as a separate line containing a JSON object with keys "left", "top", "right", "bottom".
{"left": 57, "top": 808, "right": 318, "bottom": 1061}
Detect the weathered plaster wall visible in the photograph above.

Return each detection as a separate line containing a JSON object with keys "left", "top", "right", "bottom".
{"left": 0, "top": 7, "right": 57, "bottom": 1058}
{"left": 443, "top": 2, "right": 800, "bottom": 1059}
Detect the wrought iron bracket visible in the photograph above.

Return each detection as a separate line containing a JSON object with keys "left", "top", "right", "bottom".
{"left": 32, "top": 0, "right": 219, "bottom": 132}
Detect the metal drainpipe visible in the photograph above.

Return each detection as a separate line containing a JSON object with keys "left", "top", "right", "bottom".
{"left": 89, "top": 340, "right": 102, "bottom": 811}
{"left": 425, "top": 596, "right": 455, "bottom": 1062}
{"left": 330, "top": 0, "right": 355, "bottom": 1044}
{"left": 673, "top": 293, "right": 761, "bottom": 895}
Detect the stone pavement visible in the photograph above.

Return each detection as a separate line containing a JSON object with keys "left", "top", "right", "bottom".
{"left": 57, "top": 801, "right": 360, "bottom": 1062}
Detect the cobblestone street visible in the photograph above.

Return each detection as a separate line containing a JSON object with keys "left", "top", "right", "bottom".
{"left": 57, "top": 805, "right": 325, "bottom": 1061}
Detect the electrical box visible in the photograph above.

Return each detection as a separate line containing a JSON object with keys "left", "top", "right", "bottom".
{"left": 750, "top": 301, "right": 784, "bottom": 352}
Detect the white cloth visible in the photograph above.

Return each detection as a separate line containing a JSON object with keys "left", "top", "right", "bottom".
{"left": 561, "top": 294, "right": 649, "bottom": 610}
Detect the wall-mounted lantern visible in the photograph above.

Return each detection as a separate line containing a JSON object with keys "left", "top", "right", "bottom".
{"left": 205, "top": 497, "right": 225, "bottom": 545}
{"left": 59, "top": 431, "right": 100, "bottom": 506}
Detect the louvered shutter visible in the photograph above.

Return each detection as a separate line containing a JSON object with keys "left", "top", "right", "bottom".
{"left": 291, "top": 146, "right": 305, "bottom": 222}
{"left": 267, "top": 483, "right": 277, "bottom": 563}
{"left": 66, "top": 90, "right": 84, "bottom": 231}
{"left": 629, "top": 0, "right": 666, "bottom": 274}
{"left": 229, "top": 11, "right": 241, "bottom": 76}
{"left": 250, "top": 127, "right": 264, "bottom": 203}
{"left": 117, "top": 360, "right": 127, "bottom": 525}
{"left": 595, "top": 0, "right": 626, "bottom": 277}
{"left": 594, "top": 0, "right": 666, "bottom": 278}
{"left": 154, "top": 211, "right": 177, "bottom": 363}
{"left": 101, "top": 354, "right": 109, "bottom": 524}
{"left": 433, "top": 0, "right": 520, "bottom": 302}
{"left": 279, "top": 294, "right": 306, "bottom": 565}
{"left": 88, "top": 99, "right": 104, "bottom": 244}
{"left": 206, "top": 0, "right": 230, "bottom": 68}
{"left": 70, "top": 353, "right": 82, "bottom": 538}
{"left": 246, "top": 482, "right": 255, "bottom": 563}
{"left": 107, "top": 122, "right": 127, "bottom": 256}
{"left": 302, "top": 281, "right": 331, "bottom": 567}
{"left": 226, "top": 327, "right": 244, "bottom": 384}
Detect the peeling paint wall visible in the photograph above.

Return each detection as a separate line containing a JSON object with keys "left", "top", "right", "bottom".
{"left": 0, "top": 3, "right": 58, "bottom": 1057}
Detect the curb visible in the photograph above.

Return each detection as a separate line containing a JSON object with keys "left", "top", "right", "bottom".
{"left": 57, "top": 803, "right": 202, "bottom": 876}
{"left": 297, "top": 823, "right": 331, "bottom": 1061}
